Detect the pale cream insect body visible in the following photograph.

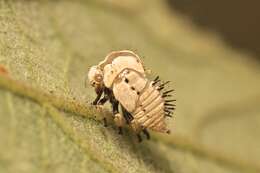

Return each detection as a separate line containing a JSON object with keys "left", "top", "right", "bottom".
{"left": 88, "top": 50, "right": 175, "bottom": 142}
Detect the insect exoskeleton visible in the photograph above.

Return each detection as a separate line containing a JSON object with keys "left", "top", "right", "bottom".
{"left": 87, "top": 50, "right": 175, "bottom": 142}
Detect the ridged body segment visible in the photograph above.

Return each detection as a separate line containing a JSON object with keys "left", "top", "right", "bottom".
{"left": 133, "top": 82, "right": 168, "bottom": 133}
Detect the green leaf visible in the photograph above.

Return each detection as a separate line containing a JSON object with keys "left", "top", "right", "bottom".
{"left": 1, "top": 0, "right": 260, "bottom": 173}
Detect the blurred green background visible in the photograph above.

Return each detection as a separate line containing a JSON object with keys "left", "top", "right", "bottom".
{"left": 0, "top": 0, "right": 259, "bottom": 173}
{"left": 168, "top": 0, "right": 260, "bottom": 59}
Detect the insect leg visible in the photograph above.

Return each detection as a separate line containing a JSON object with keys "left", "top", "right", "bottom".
{"left": 97, "top": 95, "right": 109, "bottom": 127}
{"left": 142, "top": 129, "right": 150, "bottom": 140}
{"left": 114, "top": 113, "right": 124, "bottom": 135}
{"left": 121, "top": 106, "right": 134, "bottom": 124}
{"left": 103, "top": 118, "right": 108, "bottom": 127}
{"left": 118, "top": 127, "right": 123, "bottom": 135}
{"left": 94, "top": 89, "right": 110, "bottom": 127}
{"left": 111, "top": 100, "right": 119, "bottom": 115}
{"left": 111, "top": 101, "right": 124, "bottom": 134}
{"left": 92, "top": 88, "right": 104, "bottom": 105}
{"left": 121, "top": 106, "right": 143, "bottom": 141}
{"left": 98, "top": 95, "right": 109, "bottom": 105}
{"left": 137, "top": 134, "right": 142, "bottom": 143}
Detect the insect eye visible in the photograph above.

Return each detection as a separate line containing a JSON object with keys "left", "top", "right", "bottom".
{"left": 95, "top": 74, "right": 103, "bottom": 82}
{"left": 91, "top": 81, "right": 96, "bottom": 86}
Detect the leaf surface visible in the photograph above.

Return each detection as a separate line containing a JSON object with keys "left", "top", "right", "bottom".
{"left": 0, "top": 0, "right": 260, "bottom": 173}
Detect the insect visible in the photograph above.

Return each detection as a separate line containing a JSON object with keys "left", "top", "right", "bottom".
{"left": 87, "top": 50, "right": 175, "bottom": 142}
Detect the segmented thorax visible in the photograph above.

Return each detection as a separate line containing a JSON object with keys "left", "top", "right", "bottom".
{"left": 101, "top": 51, "right": 170, "bottom": 133}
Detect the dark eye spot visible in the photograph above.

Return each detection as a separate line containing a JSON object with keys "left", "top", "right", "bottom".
{"left": 131, "top": 86, "right": 135, "bottom": 90}
{"left": 125, "top": 78, "right": 129, "bottom": 83}
{"left": 137, "top": 91, "right": 140, "bottom": 95}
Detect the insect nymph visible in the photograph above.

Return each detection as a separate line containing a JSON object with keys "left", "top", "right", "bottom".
{"left": 87, "top": 50, "right": 175, "bottom": 142}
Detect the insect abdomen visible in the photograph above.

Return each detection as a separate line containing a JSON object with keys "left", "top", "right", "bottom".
{"left": 133, "top": 82, "right": 169, "bottom": 133}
